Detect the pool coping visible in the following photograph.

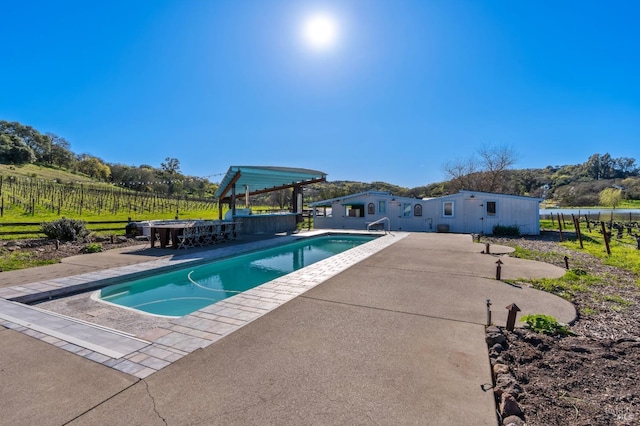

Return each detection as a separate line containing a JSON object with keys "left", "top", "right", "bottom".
{"left": 0, "top": 230, "right": 407, "bottom": 378}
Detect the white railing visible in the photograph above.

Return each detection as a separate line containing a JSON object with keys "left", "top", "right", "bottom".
{"left": 367, "top": 217, "right": 390, "bottom": 234}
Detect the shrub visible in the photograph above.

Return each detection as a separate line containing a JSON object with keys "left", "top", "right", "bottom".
{"left": 492, "top": 224, "right": 521, "bottom": 237}
{"left": 81, "top": 242, "right": 103, "bottom": 253}
{"left": 41, "top": 218, "right": 89, "bottom": 241}
{"left": 125, "top": 222, "right": 139, "bottom": 236}
{"left": 520, "top": 314, "right": 573, "bottom": 336}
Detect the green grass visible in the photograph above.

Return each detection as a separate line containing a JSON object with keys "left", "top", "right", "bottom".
{"left": 0, "top": 163, "right": 98, "bottom": 183}
{"left": 528, "top": 268, "right": 602, "bottom": 301}
{"left": 561, "top": 234, "right": 640, "bottom": 277}
{"left": 509, "top": 219, "right": 640, "bottom": 317}
{"left": 0, "top": 248, "right": 58, "bottom": 271}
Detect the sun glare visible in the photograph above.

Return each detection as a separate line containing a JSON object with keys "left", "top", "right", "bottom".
{"left": 301, "top": 12, "right": 339, "bottom": 50}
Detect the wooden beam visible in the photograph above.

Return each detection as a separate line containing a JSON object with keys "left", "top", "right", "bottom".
{"left": 219, "top": 177, "right": 326, "bottom": 202}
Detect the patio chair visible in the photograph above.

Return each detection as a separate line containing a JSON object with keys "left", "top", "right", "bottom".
{"left": 177, "top": 226, "right": 196, "bottom": 249}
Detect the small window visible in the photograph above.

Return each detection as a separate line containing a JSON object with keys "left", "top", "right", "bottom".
{"left": 378, "top": 201, "right": 386, "bottom": 214}
{"left": 443, "top": 201, "right": 454, "bottom": 217}
{"left": 346, "top": 204, "right": 365, "bottom": 217}
{"left": 403, "top": 203, "right": 412, "bottom": 217}
{"left": 486, "top": 201, "right": 497, "bottom": 217}
{"left": 368, "top": 203, "right": 375, "bottom": 215}
{"left": 414, "top": 204, "right": 422, "bottom": 217}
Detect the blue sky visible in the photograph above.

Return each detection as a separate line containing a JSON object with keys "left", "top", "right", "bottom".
{"left": 2, "top": 1, "right": 639, "bottom": 188}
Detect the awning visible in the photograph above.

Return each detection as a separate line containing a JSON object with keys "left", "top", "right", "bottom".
{"left": 214, "top": 166, "right": 327, "bottom": 201}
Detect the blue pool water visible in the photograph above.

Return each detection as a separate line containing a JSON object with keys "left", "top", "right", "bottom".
{"left": 99, "top": 235, "right": 376, "bottom": 316}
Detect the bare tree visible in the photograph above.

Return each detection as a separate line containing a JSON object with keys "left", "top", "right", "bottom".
{"left": 442, "top": 144, "right": 518, "bottom": 193}
{"left": 477, "top": 144, "right": 518, "bottom": 193}
{"left": 443, "top": 156, "right": 478, "bottom": 192}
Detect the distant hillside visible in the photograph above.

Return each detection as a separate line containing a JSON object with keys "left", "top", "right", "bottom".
{"left": 308, "top": 154, "right": 640, "bottom": 208}
{"left": 3, "top": 120, "right": 639, "bottom": 208}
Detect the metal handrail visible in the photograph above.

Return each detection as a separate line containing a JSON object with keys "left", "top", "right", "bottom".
{"left": 367, "top": 217, "right": 390, "bottom": 234}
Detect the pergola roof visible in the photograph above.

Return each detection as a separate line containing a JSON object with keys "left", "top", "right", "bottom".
{"left": 214, "top": 166, "right": 327, "bottom": 200}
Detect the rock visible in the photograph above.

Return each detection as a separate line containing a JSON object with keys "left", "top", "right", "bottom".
{"left": 494, "top": 373, "right": 523, "bottom": 397}
{"left": 486, "top": 325, "right": 502, "bottom": 334}
{"left": 493, "top": 363, "right": 510, "bottom": 375}
{"left": 491, "top": 343, "right": 504, "bottom": 353}
{"left": 117, "top": 236, "right": 128, "bottom": 243}
{"left": 487, "top": 332, "right": 507, "bottom": 346}
{"left": 502, "top": 414, "right": 525, "bottom": 426}
{"left": 500, "top": 393, "right": 524, "bottom": 417}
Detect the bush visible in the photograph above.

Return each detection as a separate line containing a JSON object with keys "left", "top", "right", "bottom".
{"left": 81, "top": 242, "right": 103, "bottom": 253}
{"left": 125, "top": 222, "right": 139, "bottom": 236}
{"left": 492, "top": 224, "right": 521, "bottom": 237}
{"left": 520, "top": 314, "right": 573, "bottom": 336}
{"left": 41, "top": 218, "right": 89, "bottom": 241}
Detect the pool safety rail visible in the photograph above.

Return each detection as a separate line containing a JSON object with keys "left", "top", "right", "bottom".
{"left": 367, "top": 217, "right": 390, "bottom": 234}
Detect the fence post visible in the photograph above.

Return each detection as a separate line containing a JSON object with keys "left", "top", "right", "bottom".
{"left": 600, "top": 221, "right": 611, "bottom": 255}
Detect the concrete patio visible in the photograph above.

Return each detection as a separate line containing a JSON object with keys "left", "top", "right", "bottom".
{"left": 0, "top": 232, "right": 575, "bottom": 425}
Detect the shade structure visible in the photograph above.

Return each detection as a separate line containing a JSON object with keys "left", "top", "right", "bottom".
{"left": 214, "top": 166, "right": 327, "bottom": 201}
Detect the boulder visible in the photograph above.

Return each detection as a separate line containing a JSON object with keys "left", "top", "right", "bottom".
{"left": 502, "top": 415, "right": 525, "bottom": 426}
{"left": 493, "top": 363, "right": 510, "bottom": 375}
{"left": 494, "top": 373, "right": 523, "bottom": 397}
{"left": 486, "top": 332, "right": 507, "bottom": 346}
{"left": 500, "top": 393, "right": 524, "bottom": 417}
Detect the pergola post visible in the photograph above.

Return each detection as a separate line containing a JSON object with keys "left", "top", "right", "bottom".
{"left": 231, "top": 184, "right": 236, "bottom": 218}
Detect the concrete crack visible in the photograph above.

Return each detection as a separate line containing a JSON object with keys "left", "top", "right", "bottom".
{"left": 143, "top": 379, "right": 168, "bottom": 425}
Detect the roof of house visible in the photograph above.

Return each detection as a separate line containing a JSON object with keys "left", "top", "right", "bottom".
{"left": 309, "top": 190, "right": 542, "bottom": 207}
{"left": 308, "top": 191, "right": 419, "bottom": 207}
{"left": 214, "top": 166, "right": 326, "bottom": 200}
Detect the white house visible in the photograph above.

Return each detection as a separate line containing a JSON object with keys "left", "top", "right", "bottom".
{"left": 310, "top": 190, "right": 541, "bottom": 235}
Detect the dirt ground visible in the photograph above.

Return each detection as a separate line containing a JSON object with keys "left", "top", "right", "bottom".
{"left": 0, "top": 235, "right": 143, "bottom": 263}
{"left": 3, "top": 233, "right": 639, "bottom": 425}
{"left": 485, "top": 233, "right": 640, "bottom": 426}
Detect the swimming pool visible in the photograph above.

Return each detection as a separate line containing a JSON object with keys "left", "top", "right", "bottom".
{"left": 98, "top": 234, "right": 377, "bottom": 317}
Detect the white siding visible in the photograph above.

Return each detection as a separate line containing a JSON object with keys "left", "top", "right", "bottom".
{"left": 312, "top": 191, "right": 540, "bottom": 235}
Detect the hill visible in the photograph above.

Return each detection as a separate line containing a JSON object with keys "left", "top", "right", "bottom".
{"left": 3, "top": 119, "right": 639, "bottom": 208}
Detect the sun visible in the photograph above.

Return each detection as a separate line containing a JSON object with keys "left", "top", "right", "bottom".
{"left": 301, "top": 12, "right": 339, "bottom": 50}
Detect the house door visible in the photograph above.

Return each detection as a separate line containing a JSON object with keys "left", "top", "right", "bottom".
{"left": 388, "top": 201, "right": 402, "bottom": 231}
{"left": 463, "top": 198, "right": 484, "bottom": 234}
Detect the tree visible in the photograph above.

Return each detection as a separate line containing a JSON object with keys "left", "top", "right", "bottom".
{"left": 442, "top": 144, "right": 518, "bottom": 193}
{"left": 76, "top": 154, "right": 111, "bottom": 181}
{"left": 599, "top": 187, "right": 623, "bottom": 209}
{"left": 161, "top": 157, "right": 180, "bottom": 175}
{"left": 160, "top": 157, "right": 181, "bottom": 195}
{"left": 0, "top": 134, "right": 36, "bottom": 164}
{"left": 442, "top": 156, "right": 479, "bottom": 192}
{"left": 269, "top": 190, "right": 289, "bottom": 209}
{"left": 46, "top": 133, "right": 75, "bottom": 169}
{"left": 0, "top": 120, "right": 51, "bottom": 163}
{"left": 477, "top": 144, "right": 518, "bottom": 192}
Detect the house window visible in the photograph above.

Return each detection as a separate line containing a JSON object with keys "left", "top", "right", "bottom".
{"left": 345, "top": 204, "right": 365, "bottom": 217}
{"left": 368, "top": 203, "right": 375, "bottom": 215}
{"left": 443, "top": 201, "right": 454, "bottom": 217}
{"left": 486, "top": 201, "right": 497, "bottom": 217}
{"left": 403, "top": 203, "right": 412, "bottom": 217}
{"left": 414, "top": 204, "right": 422, "bottom": 217}
{"left": 378, "top": 201, "right": 386, "bottom": 214}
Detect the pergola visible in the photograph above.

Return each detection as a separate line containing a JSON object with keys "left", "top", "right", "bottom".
{"left": 214, "top": 166, "right": 327, "bottom": 219}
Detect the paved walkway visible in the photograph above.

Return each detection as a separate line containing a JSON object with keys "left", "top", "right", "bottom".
{"left": 0, "top": 232, "right": 575, "bottom": 425}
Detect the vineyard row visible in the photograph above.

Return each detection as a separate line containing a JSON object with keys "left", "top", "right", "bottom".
{"left": 0, "top": 175, "right": 219, "bottom": 217}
